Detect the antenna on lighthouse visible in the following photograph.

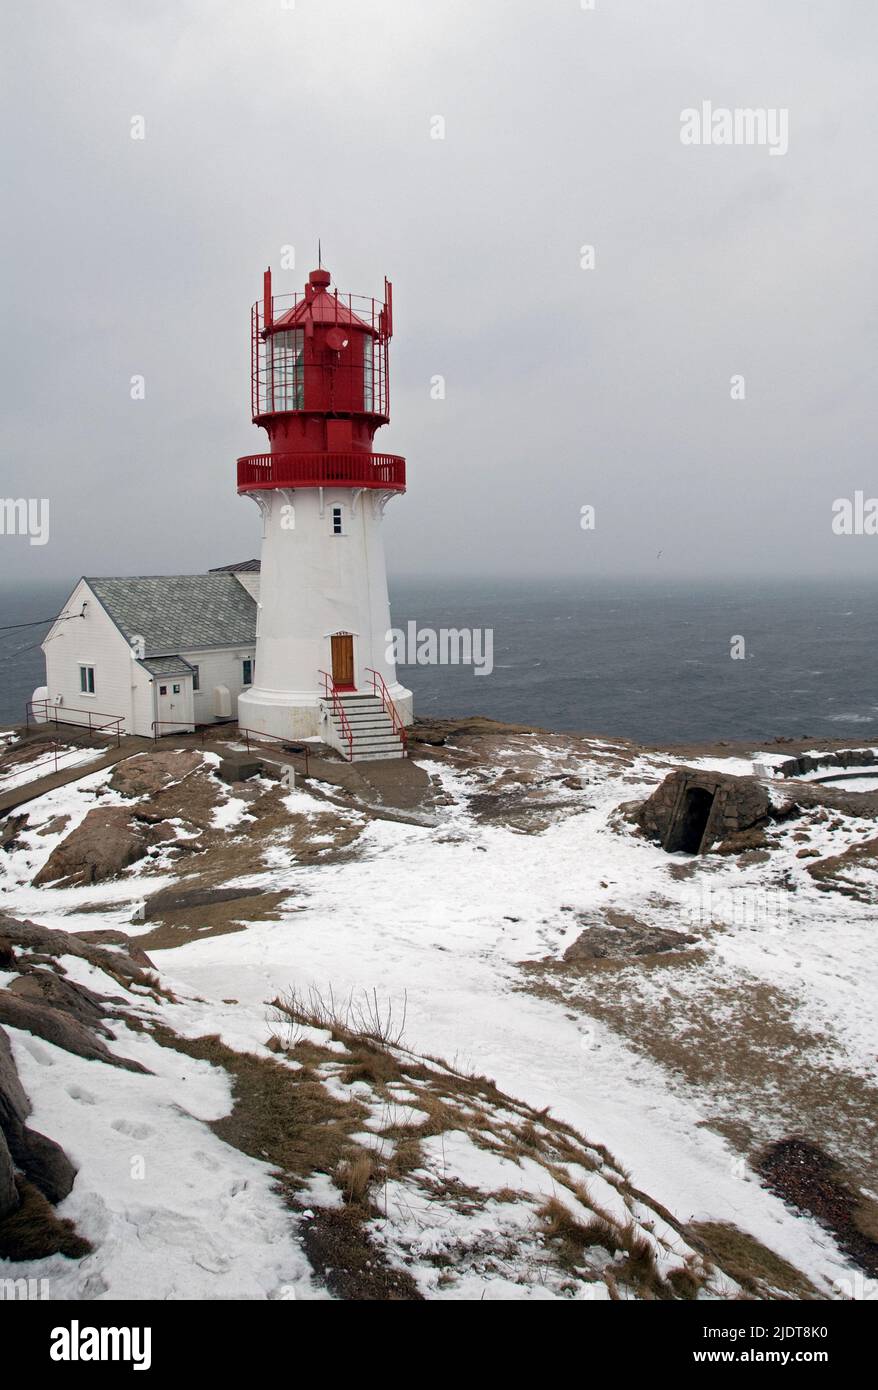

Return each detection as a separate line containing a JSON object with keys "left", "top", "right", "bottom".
{"left": 318, "top": 238, "right": 322, "bottom": 269}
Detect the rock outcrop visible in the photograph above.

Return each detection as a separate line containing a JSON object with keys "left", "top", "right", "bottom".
{"left": 0, "top": 913, "right": 159, "bottom": 1229}
{"left": 0, "top": 1024, "right": 77, "bottom": 1206}
{"left": 32, "top": 806, "right": 174, "bottom": 887}
{"left": 0, "top": 1129, "right": 17, "bottom": 1220}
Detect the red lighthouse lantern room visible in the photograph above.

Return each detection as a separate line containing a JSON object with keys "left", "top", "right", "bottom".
{"left": 237, "top": 266, "right": 406, "bottom": 494}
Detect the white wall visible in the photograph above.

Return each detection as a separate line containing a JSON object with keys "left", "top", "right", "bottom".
{"left": 239, "top": 487, "right": 412, "bottom": 738}
{"left": 41, "top": 579, "right": 148, "bottom": 735}
{"left": 179, "top": 647, "right": 256, "bottom": 726}
{"left": 233, "top": 572, "right": 260, "bottom": 602}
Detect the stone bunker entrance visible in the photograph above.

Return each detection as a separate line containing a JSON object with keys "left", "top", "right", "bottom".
{"left": 665, "top": 786, "right": 716, "bottom": 854}
{"left": 635, "top": 768, "right": 772, "bottom": 855}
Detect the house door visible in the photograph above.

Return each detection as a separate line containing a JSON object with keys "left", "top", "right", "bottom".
{"left": 330, "top": 634, "right": 355, "bottom": 690}
{"left": 156, "top": 678, "right": 195, "bottom": 735}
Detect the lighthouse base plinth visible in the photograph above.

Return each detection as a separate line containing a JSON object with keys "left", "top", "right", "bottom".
{"left": 237, "top": 683, "right": 413, "bottom": 750}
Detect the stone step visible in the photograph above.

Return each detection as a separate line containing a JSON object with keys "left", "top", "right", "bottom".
{"left": 333, "top": 713, "right": 393, "bottom": 725}
{"left": 349, "top": 749, "right": 406, "bottom": 762}
{"left": 349, "top": 739, "right": 403, "bottom": 752}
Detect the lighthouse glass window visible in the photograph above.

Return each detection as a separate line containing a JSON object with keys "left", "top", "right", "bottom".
{"left": 363, "top": 335, "right": 374, "bottom": 411}
{"left": 266, "top": 330, "right": 304, "bottom": 411}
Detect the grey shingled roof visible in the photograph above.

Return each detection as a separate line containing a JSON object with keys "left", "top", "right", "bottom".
{"left": 209, "top": 559, "right": 261, "bottom": 573}
{"left": 140, "top": 655, "right": 197, "bottom": 678}
{"left": 86, "top": 574, "right": 257, "bottom": 655}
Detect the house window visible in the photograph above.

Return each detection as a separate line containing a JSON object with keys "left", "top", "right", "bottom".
{"left": 172, "top": 684, "right": 181, "bottom": 694}
{"left": 242, "top": 658, "right": 253, "bottom": 686}
{"left": 159, "top": 685, "right": 167, "bottom": 696}
{"left": 332, "top": 506, "right": 343, "bottom": 535}
{"left": 191, "top": 665, "right": 200, "bottom": 692}
{"left": 79, "top": 665, "right": 95, "bottom": 695}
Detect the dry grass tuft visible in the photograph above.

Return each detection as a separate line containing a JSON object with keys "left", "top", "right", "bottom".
{"left": 538, "top": 1196, "right": 622, "bottom": 1260}
{"left": 0, "top": 1178, "right": 92, "bottom": 1261}
{"left": 336, "top": 1154, "right": 373, "bottom": 1206}
{"left": 689, "top": 1220, "right": 819, "bottom": 1299}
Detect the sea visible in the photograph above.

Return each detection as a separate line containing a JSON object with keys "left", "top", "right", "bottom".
{"left": 2, "top": 576, "right": 876, "bottom": 746}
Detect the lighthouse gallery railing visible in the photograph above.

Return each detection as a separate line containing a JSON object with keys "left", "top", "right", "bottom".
{"left": 237, "top": 452, "right": 405, "bottom": 493}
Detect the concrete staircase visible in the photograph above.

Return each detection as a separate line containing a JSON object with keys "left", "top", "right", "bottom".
{"left": 322, "top": 691, "right": 406, "bottom": 762}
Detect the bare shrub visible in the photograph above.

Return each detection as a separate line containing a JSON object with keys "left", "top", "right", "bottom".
{"left": 272, "top": 983, "right": 408, "bottom": 1049}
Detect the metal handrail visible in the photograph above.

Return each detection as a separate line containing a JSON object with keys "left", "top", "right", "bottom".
{"left": 25, "top": 699, "right": 124, "bottom": 747}
{"left": 318, "top": 671, "right": 354, "bottom": 761}
{"left": 0, "top": 738, "right": 101, "bottom": 785}
{"left": 237, "top": 727, "right": 310, "bottom": 776}
{"left": 364, "top": 668, "right": 408, "bottom": 751}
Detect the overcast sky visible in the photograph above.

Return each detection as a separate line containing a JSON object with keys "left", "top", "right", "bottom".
{"left": 1, "top": 0, "right": 876, "bottom": 587}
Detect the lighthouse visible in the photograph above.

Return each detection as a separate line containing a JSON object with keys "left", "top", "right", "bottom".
{"left": 236, "top": 263, "right": 413, "bottom": 760}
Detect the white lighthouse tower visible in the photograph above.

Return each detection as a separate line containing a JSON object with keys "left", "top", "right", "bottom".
{"left": 236, "top": 264, "right": 412, "bottom": 760}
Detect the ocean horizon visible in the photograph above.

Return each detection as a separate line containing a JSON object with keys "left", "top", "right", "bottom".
{"left": 1, "top": 574, "right": 876, "bottom": 746}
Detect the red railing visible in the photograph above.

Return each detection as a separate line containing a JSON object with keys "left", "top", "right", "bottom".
{"left": 237, "top": 451, "right": 405, "bottom": 494}
{"left": 26, "top": 700, "right": 124, "bottom": 747}
{"left": 318, "top": 671, "right": 354, "bottom": 762}
{"left": 365, "top": 668, "right": 408, "bottom": 752}
{"left": 251, "top": 288, "right": 391, "bottom": 422}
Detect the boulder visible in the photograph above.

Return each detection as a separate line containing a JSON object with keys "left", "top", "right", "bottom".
{"left": 563, "top": 911, "right": 698, "bottom": 961}
{"left": 4, "top": 1123, "right": 77, "bottom": 1204}
{"left": 9, "top": 970, "right": 120, "bottom": 1034}
{"left": 0, "top": 1130, "right": 17, "bottom": 1220}
{"left": 32, "top": 806, "right": 157, "bottom": 887}
{"left": 142, "top": 884, "right": 270, "bottom": 921}
{"left": 0, "top": 1024, "right": 77, "bottom": 1204}
{"left": 0, "top": 993, "right": 148, "bottom": 1073}
{"left": 635, "top": 768, "right": 772, "bottom": 855}
{"left": 0, "top": 912, "right": 153, "bottom": 987}
{"left": 0, "top": 1024, "right": 30, "bottom": 1126}
{"left": 108, "top": 749, "right": 202, "bottom": 799}
{"left": 0, "top": 814, "right": 28, "bottom": 852}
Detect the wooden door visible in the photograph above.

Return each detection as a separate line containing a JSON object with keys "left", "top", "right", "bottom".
{"left": 331, "top": 634, "right": 354, "bottom": 689}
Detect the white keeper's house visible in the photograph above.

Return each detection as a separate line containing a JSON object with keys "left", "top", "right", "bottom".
{"left": 35, "top": 562, "right": 259, "bottom": 739}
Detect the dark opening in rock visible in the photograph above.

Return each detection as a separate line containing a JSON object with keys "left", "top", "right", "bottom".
{"left": 666, "top": 787, "right": 715, "bottom": 854}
